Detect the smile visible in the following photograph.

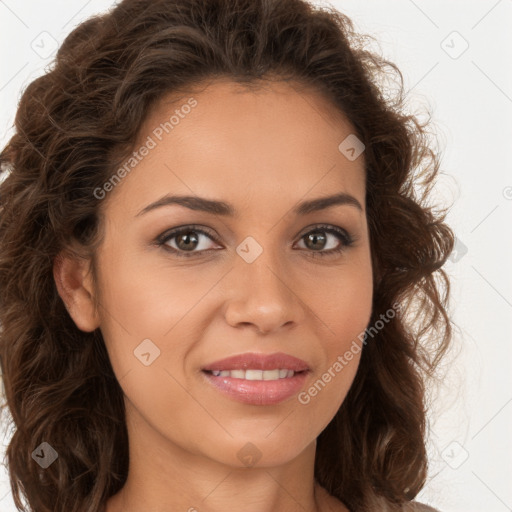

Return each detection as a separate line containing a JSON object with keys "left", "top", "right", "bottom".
{"left": 207, "top": 369, "right": 297, "bottom": 380}
{"left": 201, "top": 352, "right": 310, "bottom": 405}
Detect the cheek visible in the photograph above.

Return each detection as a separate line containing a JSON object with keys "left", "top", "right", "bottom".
{"left": 97, "top": 248, "right": 211, "bottom": 339}
{"left": 293, "top": 260, "right": 372, "bottom": 424}
{"left": 305, "top": 255, "right": 373, "bottom": 342}
{"left": 113, "top": 363, "right": 219, "bottom": 464}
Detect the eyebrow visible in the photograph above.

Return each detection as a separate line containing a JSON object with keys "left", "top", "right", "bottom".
{"left": 135, "top": 192, "right": 363, "bottom": 217}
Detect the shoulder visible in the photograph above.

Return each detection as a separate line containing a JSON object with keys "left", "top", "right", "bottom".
{"left": 403, "top": 501, "right": 441, "bottom": 512}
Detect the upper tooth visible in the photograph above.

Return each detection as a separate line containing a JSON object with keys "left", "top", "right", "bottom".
{"left": 210, "top": 369, "right": 296, "bottom": 380}
{"left": 263, "top": 369, "right": 280, "bottom": 380}
{"left": 245, "top": 369, "right": 263, "bottom": 380}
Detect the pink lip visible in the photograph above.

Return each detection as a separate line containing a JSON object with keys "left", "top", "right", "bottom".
{"left": 201, "top": 352, "right": 310, "bottom": 406}
{"left": 202, "top": 352, "right": 310, "bottom": 372}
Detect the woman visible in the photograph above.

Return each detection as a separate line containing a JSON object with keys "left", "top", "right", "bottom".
{"left": 0, "top": 0, "right": 453, "bottom": 511}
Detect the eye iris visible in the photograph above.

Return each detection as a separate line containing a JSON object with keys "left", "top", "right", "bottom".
{"left": 176, "top": 231, "right": 199, "bottom": 251}
{"left": 305, "top": 231, "right": 326, "bottom": 250}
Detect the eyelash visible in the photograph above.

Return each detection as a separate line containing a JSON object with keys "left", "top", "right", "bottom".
{"left": 155, "top": 223, "right": 355, "bottom": 259}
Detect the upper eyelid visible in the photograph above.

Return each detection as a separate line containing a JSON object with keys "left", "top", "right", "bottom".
{"left": 158, "top": 225, "right": 220, "bottom": 243}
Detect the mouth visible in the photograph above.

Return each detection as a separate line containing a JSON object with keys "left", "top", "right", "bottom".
{"left": 201, "top": 352, "right": 310, "bottom": 405}
{"left": 204, "top": 368, "right": 302, "bottom": 380}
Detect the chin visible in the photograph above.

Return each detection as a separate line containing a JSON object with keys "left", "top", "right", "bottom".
{"left": 202, "top": 431, "right": 315, "bottom": 470}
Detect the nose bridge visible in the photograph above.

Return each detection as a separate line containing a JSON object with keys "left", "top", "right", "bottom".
{"left": 224, "top": 235, "right": 304, "bottom": 332}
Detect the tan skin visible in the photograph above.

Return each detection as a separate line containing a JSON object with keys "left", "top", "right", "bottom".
{"left": 54, "top": 79, "right": 373, "bottom": 512}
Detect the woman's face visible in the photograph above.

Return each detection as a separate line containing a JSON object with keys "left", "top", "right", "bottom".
{"left": 88, "top": 79, "right": 372, "bottom": 468}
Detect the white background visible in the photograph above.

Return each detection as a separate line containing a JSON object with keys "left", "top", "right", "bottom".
{"left": 1, "top": 1, "right": 511, "bottom": 511}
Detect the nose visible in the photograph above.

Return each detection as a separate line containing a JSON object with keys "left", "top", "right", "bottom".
{"left": 223, "top": 247, "right": 306, "bottom": 335}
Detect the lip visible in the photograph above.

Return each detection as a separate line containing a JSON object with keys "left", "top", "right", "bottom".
{"left": 202, "top": 352, "right": 310, "bottom": 372}
{"left": 201, "top": 352, "right": 310, "bottom": 406}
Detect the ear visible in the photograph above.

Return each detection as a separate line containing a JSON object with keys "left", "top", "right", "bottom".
{"left": 53, "top": 249, "right": 101, "bottom": 332}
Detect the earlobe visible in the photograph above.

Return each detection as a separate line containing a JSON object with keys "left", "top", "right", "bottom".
{"left": 53, "top": 250, "right": 101, "bottom": 332}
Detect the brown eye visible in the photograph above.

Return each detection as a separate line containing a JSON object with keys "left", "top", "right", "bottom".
{"left": 303, "top": 231, "right": 328, "bottom": 251}
{"left": 157, "top": 226, "right": 220, "bottom": 258}
{"left": 295, "top": 225, "right": 354, "bottom": 258}
{"left": 174, "top": 231, "right": 200, "bottom": 251}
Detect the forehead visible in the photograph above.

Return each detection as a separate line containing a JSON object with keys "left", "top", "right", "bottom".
{"left": 106, "top": 78, "right": 366, "bottom": 218}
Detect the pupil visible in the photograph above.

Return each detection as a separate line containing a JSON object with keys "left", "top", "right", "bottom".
{"left": 177, "top": 232, "right": 198, "bottom": 250}
{"left": 307, "top": 232, "right": 325, "bottom": 250}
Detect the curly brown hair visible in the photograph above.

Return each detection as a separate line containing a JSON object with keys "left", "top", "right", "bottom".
{"left": 0, "top": 0, "right": 454, "bottom": 511}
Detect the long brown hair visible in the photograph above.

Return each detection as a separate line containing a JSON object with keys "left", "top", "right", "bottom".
{"left": 0, "top": 0, "right": 454, "bottom": 510}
